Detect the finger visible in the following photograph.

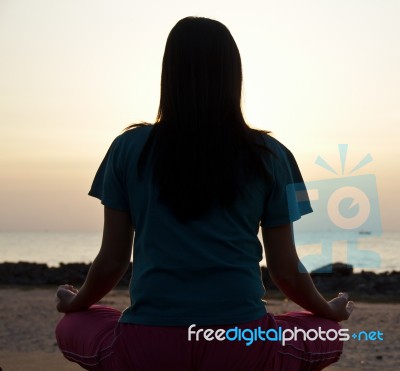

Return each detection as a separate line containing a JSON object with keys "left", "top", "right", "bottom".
{"left": 66, "top": 285, "right": 78, "bottom": 294}
{"left": 338, "top": 292, "right": 349, "bottom": 300}
{"left": 57, "top": 287, "right": 72, "bottom": 299}
{"left": 56, "top": 288, "right": 65, "bottom": 299}
{"left": 58, "top": 284, "right": 70, "bottom": 291}
{"left": 346, "top": 301, "right": 355, "bottom": 314}
{"left": 57, "top": 285, "right": 76, "bottom": 295}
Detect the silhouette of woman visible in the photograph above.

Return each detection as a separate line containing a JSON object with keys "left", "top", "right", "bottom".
{"left": 55, "top": 16, "right": 353, "bottom": 371}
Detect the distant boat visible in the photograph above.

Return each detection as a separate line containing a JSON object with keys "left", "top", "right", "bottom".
{"left": 359, "top": 230, "right": 371, "bottom": 235}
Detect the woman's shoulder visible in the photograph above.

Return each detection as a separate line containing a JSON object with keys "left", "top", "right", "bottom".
{"left": 115, "top": 123, "right": 154, "bottom": 145}
{"left": 121, "top": 123, "right": 153, "bottom": 137}
{"left": 255, "top": 130, "right": 293, "bottom": 158}
{"left": 105, "top": 124, "right": 154, "bottom": 158}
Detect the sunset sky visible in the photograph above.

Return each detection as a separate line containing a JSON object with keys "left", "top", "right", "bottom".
{"left": 1, "top": 0, "right": 399, "bottom": 232}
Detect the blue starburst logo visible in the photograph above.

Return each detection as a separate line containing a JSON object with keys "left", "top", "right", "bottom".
{"left": 315, "top": 143, "right": 373, "bottom": 175}
{"left": 288, "top": 144, "right": 382, "bottom": 272}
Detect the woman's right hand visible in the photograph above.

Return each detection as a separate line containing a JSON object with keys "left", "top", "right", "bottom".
{"left": 56, "top": 284, "right": 79, "bottom": 313}
{"left": 327, "top": 292, "right": 354, "bottom": 321}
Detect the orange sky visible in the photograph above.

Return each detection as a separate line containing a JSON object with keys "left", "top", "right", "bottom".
{"left": 1, "top": 0, "right": 399, "bottom": 231}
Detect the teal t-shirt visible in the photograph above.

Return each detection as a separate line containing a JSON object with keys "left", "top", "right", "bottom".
{"left": 89, "top": 125, "right": 312, "bottom": 326}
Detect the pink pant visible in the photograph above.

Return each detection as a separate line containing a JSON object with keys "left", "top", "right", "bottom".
{"left": 55, "top": 305, "right": 343, "bottom": 371}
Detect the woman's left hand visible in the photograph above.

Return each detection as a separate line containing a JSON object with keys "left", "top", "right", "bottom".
{"left": 56, "top": 284, "right": 79, "bottom": 313}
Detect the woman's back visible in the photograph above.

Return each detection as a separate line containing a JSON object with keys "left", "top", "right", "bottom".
{"left": 89, "top": 124, "right": 310, "bottom": 326}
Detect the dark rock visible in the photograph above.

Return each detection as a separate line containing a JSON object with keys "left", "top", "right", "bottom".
{"left": 311, "top": 262, "right": 353, "bottom": 276}
{"left": 260, "top": 262, "right": 400, "bottom": 298}
{"left": 0, "top": 262, "right": 132, "bottom": 286}
{"left": 1, "top": 262, "right": 400, "bottom": 299}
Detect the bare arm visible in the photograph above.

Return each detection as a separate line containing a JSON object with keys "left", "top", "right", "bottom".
{"left": 262, "top": 223, "right": 353, "bottom": 321}
{"left": 56, "top": 207, "right": 134, "bottom": 312}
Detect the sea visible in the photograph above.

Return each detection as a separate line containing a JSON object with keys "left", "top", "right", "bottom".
{"left": 0, "top": 231, "right": 399, "bottom": 273}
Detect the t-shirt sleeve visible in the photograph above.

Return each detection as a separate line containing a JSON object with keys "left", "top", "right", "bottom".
{"left": 88, "top": 135, "right": 130, "bottom": 212}
{"left": 260, "top": 139, "right": 313, "bottom": 228}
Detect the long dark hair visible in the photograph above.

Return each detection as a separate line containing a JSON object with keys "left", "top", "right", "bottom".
{"left": 126, "top": 16, "right": 271, "bottom": 222}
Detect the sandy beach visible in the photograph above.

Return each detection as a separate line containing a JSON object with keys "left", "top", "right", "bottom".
{"left": 0, "top": 287, "right": 398, "bottom": 370}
